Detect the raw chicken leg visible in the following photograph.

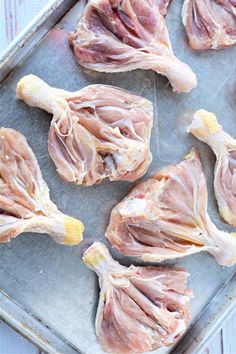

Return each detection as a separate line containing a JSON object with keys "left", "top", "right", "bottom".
{"left": 182, "top": 0, "right": 236, "bottom": 50}
{"left": 16, "top": 75, "right": 153, "bottom": 186}
{"left": 83, "top": 242, "right": 192, "bottom": 353}
{"left": 189, "top": 109, "right": 236, "bottom": 227}
{"left": 68, "top": 0, "right": 197, "bottom": 93}
{"left": 106, "top": 149, "right": 236, "bottom": 266}
{"left": 0, "top": 128, "right": 84, "bottom": 245}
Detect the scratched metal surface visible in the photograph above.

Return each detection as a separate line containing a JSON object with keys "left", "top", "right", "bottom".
{"left": 0, "top": 0, "right": 235, "bottom": 353}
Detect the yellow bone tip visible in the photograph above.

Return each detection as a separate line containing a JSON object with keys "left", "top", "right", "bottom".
{"left": 63, "top": 216, "right": 84, "bottom": 245}
{"left": 83, "top": 242, "right": 108, "bottom": 267}
{"left": 16, "top": 75, "right": 41, "bottom": 99}
{"left": 196, "top": 109, "right": 222, "bottom": 134}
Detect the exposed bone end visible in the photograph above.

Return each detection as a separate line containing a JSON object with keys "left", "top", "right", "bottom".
{"left": 23, "top": 214, "right": 84, "bottom": 245}
{"left": 188, "top": 109, "right": 226, "bottom": 157}
{"left": 196, "top": 109, "right": 221, "bottom": 134}
{"left": 63, "top": 216, "right": 84, "bottom": 245}
{"left": 83, "top": 242, "right": 111, "bottom": 268}
{"left": 188, "top": 109, "right": 222, "bottom": 139}
{"left": 16, "top": 75, "right": 44, "bottom": 100}
{"left": 16, "top": 74, "right": 55, "bottom": 113}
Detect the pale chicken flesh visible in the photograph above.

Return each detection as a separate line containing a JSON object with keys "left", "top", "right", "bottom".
{"left": 68, "top": 0, "right": 197, "bottom": 93}
{"left": 0, "top": 128, "right": 84, "bottom": 245}
{"left": 83, "top": 242, "right": 192, "bottom": 353}
{"left": 16, "top": 75, "right": 153, "bottom": 186}
{"left": 106, "top": 149, "right": 236, "bottom": 266}
{"left": 182, "top": 0, "right": 236, "bottom": 50}
{"left": 189, "top": 109, "right": 236, "bottom": 227}
{"left": 156, "top": 0, "right": 171, "bottom": 15}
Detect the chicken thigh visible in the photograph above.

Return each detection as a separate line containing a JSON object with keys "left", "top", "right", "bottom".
{"left": 106, "top": 149, "right": 236, "bottom": 266}
{"left": 16, "top": 75, "right": 153, "bottom": 186}
{"left": 83, "top": 242, "right": 192, "bottom": 353}
{"left": 0, "top": 128, "right": 84, "bottom": 245}
{"left": 182, "top": 0, "right": 236, "bottom": 50}
{"left": 189, "top": 109, "right": 236, "bottom": 227}
{"left": 68, "top": 0, "right": 197, "bottom": 93}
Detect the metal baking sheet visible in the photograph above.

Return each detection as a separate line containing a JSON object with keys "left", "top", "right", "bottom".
{"left": 0, "top": 0, "right": 235, "bottom": 353}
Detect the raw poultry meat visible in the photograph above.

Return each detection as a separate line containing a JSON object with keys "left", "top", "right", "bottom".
{"left": 155, "top": 0, "right": 171, "bottom": 16}
{"left": 68, "top": 0, "right": 197, "bottom": 93}
{"left": 16, "top": 75, "right": 153, "bottom": 186}
{"left": 0, "top": 128, "right": 84, "bottom": 245}
{"left": 83, "top": 242, "right": 192, "bottom": 353}
{"left": 106, "top": 149, "right": 236, "bottom": 266}
{"left": 189, "top": 109, "right": 236, "bottom": 227}
{"left": 182, "top": 0, "right": 236, "bottom": 50}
